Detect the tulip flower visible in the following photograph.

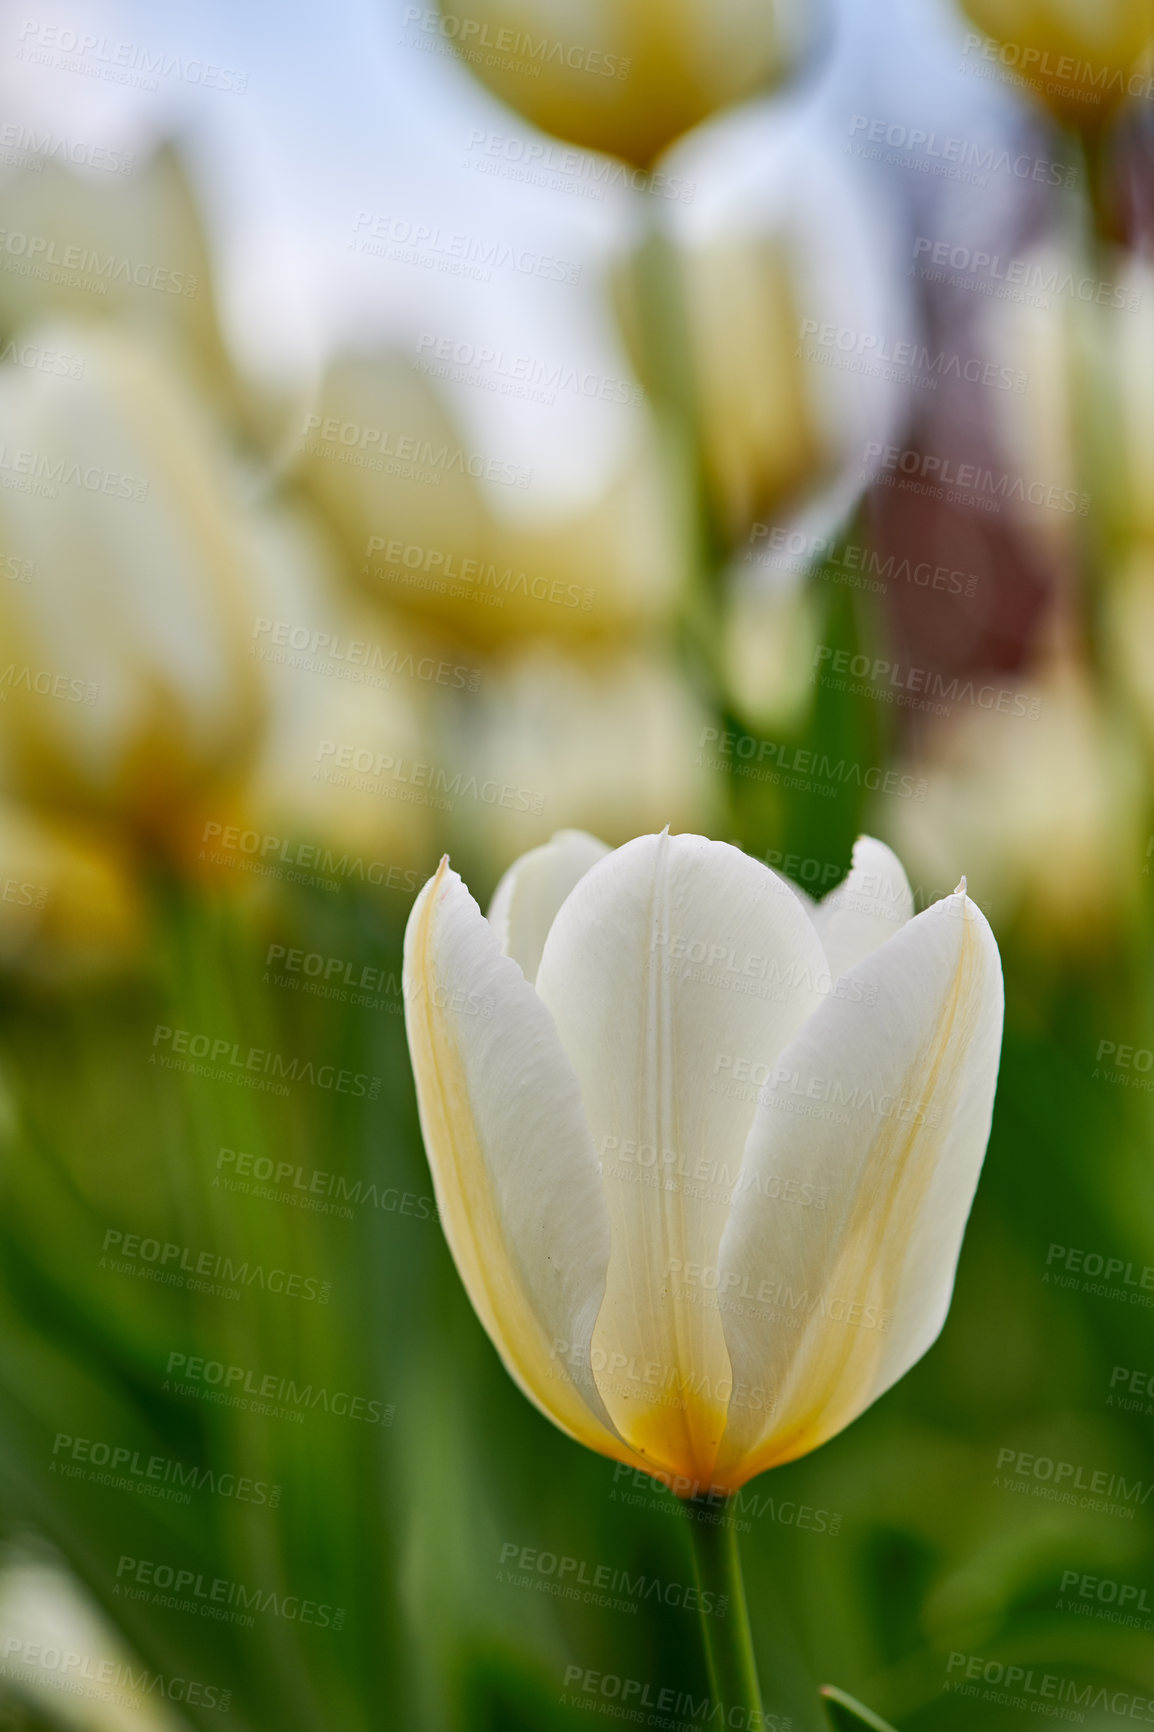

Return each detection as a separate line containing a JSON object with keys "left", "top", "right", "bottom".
{"left": 404, "top": 829, "right": 1002, "bottom": 1492}
{"left": 429, "top": 0, "right": 822, "bottom": 168}
{"left": 434, "top": 641, "right": 719, "bottom": 867}
{"left": 620, "top": 101, "right": 914, "bottom": 554}
{"left": 0, "top": 146, "right": 241, "bottom": 419}
{"left": 0, "top": 319, "right": 299, "bottom": 850}
{"left": 959, "top": 0, "right": 1154, "bottom": 130}
{"left": 292, "top": 352, "right": 681, "bottom": 647}
{"left": 891, "top": 657, "right": 1143, "bottom": 953}
{"left": 405, "top": 829, "right": 1001, "bottom": 1718}
{"left": 0, "top": 800, "right": 142, "bottom": 979}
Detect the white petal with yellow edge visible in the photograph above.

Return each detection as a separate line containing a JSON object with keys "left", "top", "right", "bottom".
{"left": 534, "top": 832, "right": 827, "bottom": 1485}
{"left": 403, "top": 860, "right": 637, "bottom": 1465}
{"left": 714, "top": 889, "right": 1003, "bottom": 1489}
{"left": 810, "top": 835, "right": 914, "bottom": 978}
{"left": 488, "top": 829, "right": 610, "bottom": 985}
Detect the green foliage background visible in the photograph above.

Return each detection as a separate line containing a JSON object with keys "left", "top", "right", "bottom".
{"left": 0, "top": 590, "right": 1150, "bottom": 1732}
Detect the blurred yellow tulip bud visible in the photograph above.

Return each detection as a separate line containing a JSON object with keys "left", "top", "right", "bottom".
{"left": 682, "top": 235, "right": 823, "bottom": 536}
{"left": 977, "top": 245, "right": 1150, "bottom": 557}
{"left": 959, "top": 0, "right": 1154, "bottom": 129}
{"left": 0, "top": 144, "right": 240, "bottom": 415}
{"left": 0, "top": 801, "right": 142, "bottom": 979}
{"left": 0, "top": 320, "right": 275, "bottom": 846}
{"left": 404, "top": 831, "right": 1002, "bottom": 1489}
{"left": 435, "top": 642, "right": 719, "bottom": 866}
{"left": 621, "top": 108, "right": 912, "bottom": 550}
{"left": 890, "top": 660, "right": 1142, "bottom": 950}
{"left": 291, "top": 352, "right": 681, "bottom": 645}
{"left": 429, "top": 0, "right": 821, "bottom": 167}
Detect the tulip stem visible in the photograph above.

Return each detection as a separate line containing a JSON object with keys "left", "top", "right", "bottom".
{"left": 685, "top": 1500, "right": 764, "bottom": 1721}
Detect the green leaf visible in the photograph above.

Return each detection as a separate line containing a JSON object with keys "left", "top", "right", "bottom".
{"left": 819, "top": 1685, "right": 900, "bottom": 1731}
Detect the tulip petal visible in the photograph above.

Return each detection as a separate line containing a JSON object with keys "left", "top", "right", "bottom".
{"left": 404, "top": 859, "right": 636, "bottom": 1465}
{"left": 714, "top": 889, "right": 1002, "bottom": 1489}
{"left": 810, "top": 836, "right": 914, "bottom": 978}
{"left": 488, "top": 829, "right": 611, "bottom": 984}
{"left": 534, "top": 832, "right": 828, "bottom": 1486}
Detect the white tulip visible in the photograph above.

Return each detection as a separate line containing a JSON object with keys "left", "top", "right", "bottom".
{"left": 651, "top": 98, "right": 915, "bottom": 558}
{"left": 0, "top": 319, "right": 267, "bottom": 839}
{"left": 404, "top": 830, "right": 1002, "bottom": 1493}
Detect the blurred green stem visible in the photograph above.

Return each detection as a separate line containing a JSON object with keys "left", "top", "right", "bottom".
{"left": 686, "top": 1503, "right": 764, "bottom": 1721}
{"left": 633, "top": 207, "right": 726, "bottom": 701}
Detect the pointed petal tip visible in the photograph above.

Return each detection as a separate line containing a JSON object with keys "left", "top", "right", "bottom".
{"left": 954, "top": 875, "right": 967, "bottom": 897}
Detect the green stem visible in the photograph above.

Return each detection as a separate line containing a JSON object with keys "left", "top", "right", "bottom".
{"left": 685, "top": 1500, "right": 764, "bottom": 1720}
